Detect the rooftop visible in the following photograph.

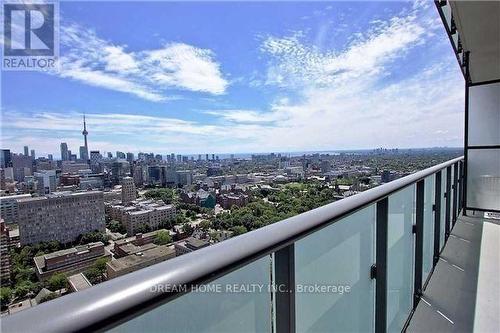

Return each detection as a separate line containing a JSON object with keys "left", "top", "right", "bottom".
{"left": 42, "top": 242, "right": 104, "bottom": 261}
{"left": 68, "top": 273, "right": 93, "bottom": 292}
{"left": 107, "top": 245, "right": 176, "bottom": 271}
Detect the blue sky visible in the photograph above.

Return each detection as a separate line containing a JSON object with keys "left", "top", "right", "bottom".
{"left": 1, "top": 0, "right": 464, "bottom": 158}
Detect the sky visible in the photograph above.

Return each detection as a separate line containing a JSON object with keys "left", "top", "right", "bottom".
{"left": 1, "top": 0, "right": 465, "bottom": 158}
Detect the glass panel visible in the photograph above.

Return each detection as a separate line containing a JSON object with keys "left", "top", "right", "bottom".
{"left": 295, "top": 205, "right": 375, "bottom": 332}
{"left": 440, "top": 169, "right": 446, "bottom": 249}
{"left": 452, "top": 34, "right": 459, "bottom": 52}
{"left": 467, "top": 149, "right": 500, "bottom": 211}
{"left": 387, "top": 185, "right": 415, "bottom": 333}
{"left": 109, "top": 256, "right": 272, "bottom": 333}
{"left": 422, "top": 176, "right": 435, "bottom": 284}
{"left": 442, "top": 2, "right": 452, "bottom": 28}
{"left": 468, "top": 82, "right": 500, "bottom": 146}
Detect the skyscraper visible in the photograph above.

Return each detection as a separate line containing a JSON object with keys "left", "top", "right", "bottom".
{"left": 60, "top": 142, "right": 69, "bottom": 161}
{"left": 24, "top": 146, "right": 29, "bottom": 156}
{"left": 82, "top": 115, "right": 89, "bottom": 162}
{"left": 121, "top": 177, "right": 136, "bottom": 204}
{"left": 30, "top": 149, "right": 35, "bottom": 159}
{"left": 0, "top": 149, "right": 11, "bottom": 168}
{"left": 79, "top": 146, "right": 89, "bottom": 161}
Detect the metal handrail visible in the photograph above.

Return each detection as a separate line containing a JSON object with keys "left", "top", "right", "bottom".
{"left": 1, "top": 156, "right": 464, "bottom": 333}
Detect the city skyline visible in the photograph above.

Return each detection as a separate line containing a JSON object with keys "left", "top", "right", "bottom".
{"left": 2, "top": 1, "right": 464, "bottom": 156}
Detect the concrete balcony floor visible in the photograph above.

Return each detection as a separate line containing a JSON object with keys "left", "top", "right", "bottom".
{"left": 408, "top": 212, "right": 500, "bottom": 332}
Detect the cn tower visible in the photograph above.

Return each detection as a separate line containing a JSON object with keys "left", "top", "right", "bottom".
{"left": 82, "top": 114, "right": 89, "bottom": 162}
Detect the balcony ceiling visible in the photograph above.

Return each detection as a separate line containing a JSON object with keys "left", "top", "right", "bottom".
{"left": 451, "top": 0, "right": 500, "bottom": 83}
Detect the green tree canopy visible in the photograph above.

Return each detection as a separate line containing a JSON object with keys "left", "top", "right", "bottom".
{"left": 0, "top": 287, "right": 13, "bottom": 308}
{"left": 153, "top": 230, "right": 172, "bottom": 245}
{"left": 231, "top": 225, "right": 248, "bottom": 236}
{"left": 48, "top": 273, "right": 67, "bottom": 291}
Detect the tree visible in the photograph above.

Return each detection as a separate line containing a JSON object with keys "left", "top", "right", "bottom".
{"left": 78, "top": 231, "right": 106, "bottom": 245}
{"left": 84, "top": 268, "right": 102, "bottom": 285}
{"left": 182, "top": 223, "right": 194, "bottom": 235}
{"left": 159, "top": 219, "right": 173, "bottom": 230}
{"left": 135, "top": 224, "right": 152, "bottom": 234}
{"left": 231, "top": 225, "right": 248, "bottom": 236}
{"left": 199, "top": 220, "right": 211, "bottom": 231}
{"left": 107, "top": 220, "right": 126, "bottom": 234}
{"left": 175, "top": 215, "right": 188, "bottom": 225}
{"left": 144, "top": 188, "right": 174, "bottom": 204}
{"left": 38, "top": 292, "right": 58, "bottom": 304}
{"left": 14, "top": 280, "right": 39, "bottom": 298}
{"left": 83, "top": 257, "right": 109, "bottom": 285}
{"left": 48, "top": 273, "right": 67, "bottom": 291}
{"left": 0, "top": 287, "right": 12, "bottom": 309}
{"left": 153, "top": 230, "right": 172, "bottom": 245}
{"left": 92, "top": 257, "right": 109, "bottom": 273}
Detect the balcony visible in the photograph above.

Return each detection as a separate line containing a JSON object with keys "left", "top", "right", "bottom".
{"left": 1, "top": 155, "right": 496, "bottom": 333}
{"left": 2, "top": 1, "right": 499, "bottom": 332}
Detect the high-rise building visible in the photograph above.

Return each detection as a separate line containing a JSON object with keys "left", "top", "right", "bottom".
{"left": 17, "top": 191, "right": 105, "bottom": 245}
{"left": 0, "top": 220, "right": 11, "bottom": 285}
{"left": 0, "top": 169, "right": 5, "bottom": 190}
{"left": 60, "top": 142, "right": 69, "bottom": 161}
{"left": 90, "top": 151, "right": 102, "bottom": 173}
{"left": 11, "top": 154, "right": 32, "bottom": 181}
{"left": 0, "top": 149, "right": 12, "bottom": 168}
{"left": 111, "top": 161, "right": 130, "bottom": 185}
{"left": 126, "top": 152, "right": 134, "bottom": 164}
{"left": 34, "top": 170, "right": 57, "bottom": 194}
{"left": 121, "top": 177, "right": 137, "bottom": 204}
{"left": 0, "top": 194, "right": 31, "bottom": 224}
{"left": 79, "top": 146, "right": 88, "bottom": 161}
{"left": 116, "top": 151, "right": 126, "bottom": 159}
{"left": 82, "top": 115, "right": 89, "bottom": 162}
{"left": 133, "top": 165, "right": 144, "bottom": 186}
{"left": 30, "top": 149, "right": 35, "bottom": 159}
{"left": 24, "top": 146, "right": 29, "bottom": 157}
{"left": 48, "top": 154, "right": 53, "bottom": 161}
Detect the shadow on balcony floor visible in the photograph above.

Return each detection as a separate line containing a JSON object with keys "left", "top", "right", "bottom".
{"left": 407, "top": 213, "right": 500, "bottom": 333}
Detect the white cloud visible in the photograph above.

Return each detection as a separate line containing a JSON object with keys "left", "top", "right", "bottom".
{"left": 144, "top": 43, "right": 228, "bottom": 94}
{"left": 204, "top": 109, "right": 286, "bottom": 123}
{"left": 55, "top": 23, "right": 228, "bottom": 101}
{"left": 5, "top": 2, "right": 464, "bottom": 155}
{"left": 221, "top": 3, "right": 464, "bottom": 151}
{"left": 260, "top": 10, "right": 432, "bottom": 88}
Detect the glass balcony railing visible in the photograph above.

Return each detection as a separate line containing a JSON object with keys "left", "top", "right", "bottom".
{"left": 1, "top": 157, "right": 464, "bottom": 333}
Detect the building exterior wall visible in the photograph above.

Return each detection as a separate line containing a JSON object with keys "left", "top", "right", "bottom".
{"left": 121, "top": 177, "right": 136, "bottom": 204}
{"left": 18, "top": 191, "right": 105, "bottom": 245}
{"left": 0, "top": 220, "right": 11, "bottom": 285}
{"left": 0, "top": 194, "right": 31, "bottom": 224}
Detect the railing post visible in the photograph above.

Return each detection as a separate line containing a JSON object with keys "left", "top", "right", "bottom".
{"left": 452, "top": 163, "right": 459, "bottom": 225}
{"left": 445, "top": 166, "right": 452, "bottom": 239}
{"left": 433, "top": 171, "right": 442, "bottom": 265}
{"left": 458, "top": 161, "right": 462, "bottom": 214}
{"left": 414, "top": 180, "right": 424, "bottom": 307}
{"left": 375, "top": 198, "right": 388, "bottom": 333}
{"left": 275, "top": 244, "right": 295, "bottom": 333}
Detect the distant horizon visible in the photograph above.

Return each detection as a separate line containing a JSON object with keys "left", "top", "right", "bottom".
{"left": 4, "top": 145, "right": 463, "bottom": 161}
